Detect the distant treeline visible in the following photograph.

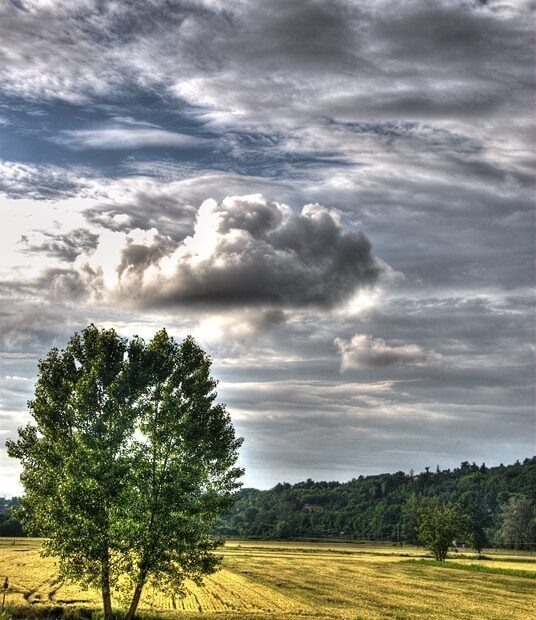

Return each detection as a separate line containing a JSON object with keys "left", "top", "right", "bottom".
{"left": 0, "top": 496, "right": 22, "bottom": 537}
{"left": 216, "top": 458, "right": 536, "bottom": 548}
{"left": 3, "top": 458, "right": 536, "bottom": 546}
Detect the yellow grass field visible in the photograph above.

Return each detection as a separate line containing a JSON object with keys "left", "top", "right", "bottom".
{"left": 0, "top": 538, "right": 535, "bottom": 619}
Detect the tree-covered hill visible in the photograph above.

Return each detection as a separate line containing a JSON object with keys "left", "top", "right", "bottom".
{"left": 216, "top": 458, "right": 536, "bottom": 546}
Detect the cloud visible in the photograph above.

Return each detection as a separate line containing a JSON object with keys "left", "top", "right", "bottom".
{"left": 195, "top": 309, "right": 286, "bottom": 346}
{"left": 1, "top": 0, "right": 531, "bottom": 129}
{"left": 335, "top": 334, "right": 438, "bottom": 370}
{"left": 0, "top": 0, "right": 533, "bottom": 494}
{"left": 0, "top": 0, "right": 198, "bottom": 102}
{"left": 0, "top": 160, "right": 87, "bottom": 200}
{"left": 56, "top": 121, "right": 206, "bottom": 150}
{"left": 74, "top": 194, "right": 382, "bottom": 309}
{"left": 171, "top": 0, "right": 533, "bottom": 127}
{"left": 83, "top": 172, "right": 295, "bottom": 238}
{"left": 0, "top": 305, "right": 80, "bottom": 354}
{"left": 20, "top": 228, "right": 99, "bottom": 262}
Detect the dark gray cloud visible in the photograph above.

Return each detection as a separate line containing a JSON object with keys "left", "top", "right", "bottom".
{"left": 361, "top": 295, "right": 535, "bottom": 360}
{"left": 373, "top": 1, "right": 529, "bottom": 67}
{"left": 335, "top": 334, "right": 438, "bottom": 369}
{"left": 210, "top": 0, "right": 365, "bottom": 74}
{"left": 78, "top": 195, "right": 382, "bottom": 309}
{"left": 83, "top": 172, "right": 299, "bottom": 239}
{"left": 169, "top": 0, "right": 533, "bottom": 127}
{"left": 39, "top": 267, "right": 97, "bottom": 302}
{"left": 84, "top": 182, "right": 199, "bottom": 238}
{"left": 1, "top": 1, "right": 531, "bottom": 127}
{"left": 0, "top": 302, "right": 88, "bottom": 358}
{"left": 20, "top": 228, "right": 99, "bottom": 262}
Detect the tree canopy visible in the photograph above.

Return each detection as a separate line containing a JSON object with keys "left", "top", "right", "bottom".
{"left": 499, "top": 495, "right": 536, "bottom": 550}
{"left": 216, "top": 458, "right": 536, "bottom": 548}
{"left": 7, "top": 325, "right": 243, "bottom": 620}
{"left": 417, "top": 503, "right": 467, "bottom": 561}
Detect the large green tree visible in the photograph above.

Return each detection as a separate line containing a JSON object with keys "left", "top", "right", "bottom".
{"left": 7, "top": 325, "right": 243, "bottom": 619}
{"left": 499, "top": 495, "right": 536, "bottom": 550}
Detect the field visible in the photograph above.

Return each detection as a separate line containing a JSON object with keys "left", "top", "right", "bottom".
{"left": 1, "top": 539, "right": 535, "bottom": 619}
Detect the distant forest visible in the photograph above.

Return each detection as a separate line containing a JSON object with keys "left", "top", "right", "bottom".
{"left": 0, "top": 496, "right": 21, "bottom": 537}
{"left": 2, "top": 458, "right": 535, "bottom": 547}
{"left": 216, "top": 458, "right": 536, "bottom": 547}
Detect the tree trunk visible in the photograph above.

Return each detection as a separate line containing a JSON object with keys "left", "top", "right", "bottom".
{"left": 102, "top": 560, "right": 113, "bottom": 620}
{"left": 124, "top": 574, "right": 146, "bottom": 620}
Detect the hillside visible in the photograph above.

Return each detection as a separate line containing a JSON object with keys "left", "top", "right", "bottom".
{"left": 216, "top": 458, "right": 536, "bottom": 545}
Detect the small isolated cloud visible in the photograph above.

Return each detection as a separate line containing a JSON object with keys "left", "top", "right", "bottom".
{"left": 56, "top": 120, "right": 205, "bottom": 150}
{"left": 73, "top": 194, "right": 382, "bottom": 309}
{"left": 335, "top": 334, "right": 438, "bottom": 370}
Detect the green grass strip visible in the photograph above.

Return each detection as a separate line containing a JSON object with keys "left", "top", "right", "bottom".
{"left": 405, "top": 558, "right": 536, "bottom": 580}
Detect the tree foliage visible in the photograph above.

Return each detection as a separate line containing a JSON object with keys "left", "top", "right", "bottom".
{"left": 7, "top": 325, "right": 243, "bottom": 620}
{"left": 216, "top": 458, "right": 535, "bottom": 550}
{"left": 0, "top": 511, "right": 23, "bottom": 537}
{"left": 499, "top": 495, "right": 536, "bottom": 549}
{"left": 417, "top": 504, "right": 467, "bottom": 561}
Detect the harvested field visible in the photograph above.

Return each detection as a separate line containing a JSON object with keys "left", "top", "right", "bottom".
{"left": 0, "top": 538, "right": 535, "bottom": 619}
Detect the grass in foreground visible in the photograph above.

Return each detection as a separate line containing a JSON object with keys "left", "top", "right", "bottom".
{"left": 0, "top": 539, "right": 535, "bottom": 619}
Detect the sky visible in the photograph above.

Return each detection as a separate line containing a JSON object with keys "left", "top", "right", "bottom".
{"left": 0, "top": 0, "right": 534, "bottom": 495}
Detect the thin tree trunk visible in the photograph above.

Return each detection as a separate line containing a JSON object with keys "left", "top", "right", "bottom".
{"left": 124, "top": 390, "right": 159, "bottom": 620}
{"left": 102, "top": 559, "right": 113, "bottom": 620}
{"left": 124, "top": 574, "right": 146, "bottom": 620}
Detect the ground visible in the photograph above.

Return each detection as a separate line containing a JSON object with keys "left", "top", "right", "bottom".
{"left": 0, "top": 539, "right": 534, "bottom": 619}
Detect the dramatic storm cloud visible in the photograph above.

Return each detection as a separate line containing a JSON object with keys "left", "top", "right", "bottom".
{"left": 0, "top": 0, "right": 534, "bottom": 493}
{"left": 69, "top": 195, "right": 380, "bottom": 309}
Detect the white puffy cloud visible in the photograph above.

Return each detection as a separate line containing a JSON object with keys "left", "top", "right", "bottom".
{"left": 72, "top": 194, "right": 381, "bottom": 309}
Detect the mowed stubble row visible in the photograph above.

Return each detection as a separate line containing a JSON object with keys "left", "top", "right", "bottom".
{"left": 0, "top": 538, "right": 535, "bottom": 619}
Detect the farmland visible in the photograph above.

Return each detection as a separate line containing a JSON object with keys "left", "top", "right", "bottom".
{"left": 1, "top": 539, "right": 535, "bottom": 619}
